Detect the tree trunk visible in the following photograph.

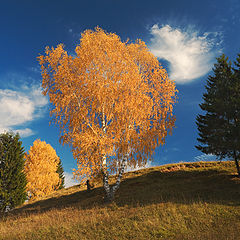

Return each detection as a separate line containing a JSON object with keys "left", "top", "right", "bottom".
{"left": 86, "top": 179, "right": 91, "bottom": 192}
{"left": 102, "top": 155, "right": 127, "bottom": 202}
{"left": 233, "top": 151, "right": 240, "bottom": 177}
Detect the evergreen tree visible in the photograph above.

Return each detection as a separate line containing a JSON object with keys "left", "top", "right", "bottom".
{"left": 56, "top": 158, "right": 65, "bottom": 189}
{"left": 0, "top": 132, "right": 27, "bottom": 212}
{"left": 196, "top": 54, "right": 240, "bottom": 176}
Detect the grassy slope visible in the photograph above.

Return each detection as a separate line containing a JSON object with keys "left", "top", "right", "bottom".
{"left": 0, "top": 161, "right": 240, "bottom": 240}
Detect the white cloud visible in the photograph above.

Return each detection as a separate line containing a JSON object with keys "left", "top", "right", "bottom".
{"left": 126, "top": 161, "right": 154, "bottom": 172}
{"left": 15, "top": 128, "right": 34, "bottom": 138}
{"left": 28, "top": 66, "right": 41, "bottom": 74}
{"left": 64, "top": 172, "right": 79, "bottom": 188}
{"left": 149, "top": 24, "right": 222, "bottom": 84}
{"left": 193, "top": 153, "right": 216, "bottom": 162}
{"left": 0, "top": 84, "right": 48, "bottom": 137}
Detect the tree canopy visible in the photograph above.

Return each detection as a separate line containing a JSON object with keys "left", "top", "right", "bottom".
{"left": 56, "top": 158, "right": 65, "bottom": 189}
{"left": 196, "top": 54, "right": 240, "bottom": 176}
{"left": 25, "top": 139, "right": 61, "bottom": 200}
{"left": 0, "top": 132, "right": 27, "bottom": 212}
{"left": 38, "top": 27, "right": 177, "bottom": 200}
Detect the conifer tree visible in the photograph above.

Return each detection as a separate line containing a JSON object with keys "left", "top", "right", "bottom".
{"left": 196, "top": 54, "right": 240, "bottom": 176}
{"left": 0, "top": 132, "right": 27, "bottom": 212}
{"left": 56, "top": 158, "right": 65, "bottom": 189}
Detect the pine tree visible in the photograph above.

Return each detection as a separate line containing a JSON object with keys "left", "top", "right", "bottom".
{"left": 0, "top": 132, "right": 27, "bottom": 212}
{"left": 56, "top": 158, "right": 65, "bottom": 189}
{"left": 196, "top": 54, "right": 240, "bottom": 176}
{"left": 231, "top": 54, "right": 240, "bottom": 175}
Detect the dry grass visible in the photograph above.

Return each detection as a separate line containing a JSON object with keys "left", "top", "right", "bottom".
{"left": 0, "top": 161, "right": 239, "bottom": 240}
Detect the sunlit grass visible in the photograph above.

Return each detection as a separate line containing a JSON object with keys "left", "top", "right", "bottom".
{"left": 0, "top": 161, "right": 239, "bottom": 240}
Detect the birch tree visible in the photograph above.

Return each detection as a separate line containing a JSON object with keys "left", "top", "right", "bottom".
{"left": 38, "top": 27, "right": 177, "bottom": 201}
{"left": 25, "top": 139, "right": 60, "bottom": 200}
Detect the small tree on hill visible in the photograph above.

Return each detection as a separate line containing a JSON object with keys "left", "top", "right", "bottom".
{"left": 56, "top": 158, "right": 65, "bottom": 189}
{"left": 0, "top": 132, "right": 27, "bottom": 212}
{"left": 38, "top": 27, "right": 177, "bottom": 201}
{"left": 25, "top": 139, "right": 61, "bottom": 200}
{"left": 196, "top": 54, "right": 240, "bottom": 176}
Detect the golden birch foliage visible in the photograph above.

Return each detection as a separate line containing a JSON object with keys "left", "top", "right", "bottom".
{"left": 38, "top": 27, "right": 177, "bottom": 183}
{"left": 25, "top": 139, "right": 60, "bottom": 200}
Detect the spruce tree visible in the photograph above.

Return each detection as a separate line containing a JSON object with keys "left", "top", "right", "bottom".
{"left": 231, "top": 54, "right": 240, "bottom": 174}
{"left": 196, "top": 54, "right": 240, "bottom": 176}
{"left": 0, "top": 132, "right": 27, "bottom": 212}
{"left": 56, "top": 158, "right": 65, "bottom": 189}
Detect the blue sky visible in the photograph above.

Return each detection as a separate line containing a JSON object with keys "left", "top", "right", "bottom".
{"left": 0, "top": 0, "right": 239, "bottom": 187}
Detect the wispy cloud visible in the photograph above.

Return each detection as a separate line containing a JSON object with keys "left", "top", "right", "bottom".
{"left": 149, "top": 24, "right": 222, "bottom": 84}
{"left": 64, "top": 172, "right": 79, "bottom": 188}
{"left": 126, "top": 161, "right": 154, "bottom": 172}
{"left": 0, "top": 84, "right": 48, "bottom": 137}
{"left": 14, "top": 128, "right": 35, "bottom": 138}
{"left": 193, "top": 153, "right": 216, "bottom": 162}
{"left": 28, "top": 66, "right": 41, "bottom": 74}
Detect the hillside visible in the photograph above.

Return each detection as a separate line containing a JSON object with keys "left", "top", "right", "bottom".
{"left": 0, "top": 161, "right": 240, "bottom": 240}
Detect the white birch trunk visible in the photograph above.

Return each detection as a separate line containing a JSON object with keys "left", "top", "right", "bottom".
{"left": 102, "top": 154, "right": 128, "bottom": 202}
{"left": 101, "top": 103, "right": 128, "bottom": 201}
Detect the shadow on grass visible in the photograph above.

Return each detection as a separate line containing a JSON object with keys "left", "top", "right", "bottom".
{"left": 116, "top": 168, "right": 240, "bottom": 207}
{"left": 8, "top": 187, "right": 105, "bottom": 217}
{"left": 6, "top": 167, "right": 240, "bottom": 218}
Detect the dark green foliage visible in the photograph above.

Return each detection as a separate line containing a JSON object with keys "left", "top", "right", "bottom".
{"left": 196, "top": 54, "right": 240, "bottom": 175}
{"left": 56, "top": 158, "right": 65, "bottom": 189}
{"left": 0, "top": 132, "right": 27, "bottom": 212}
